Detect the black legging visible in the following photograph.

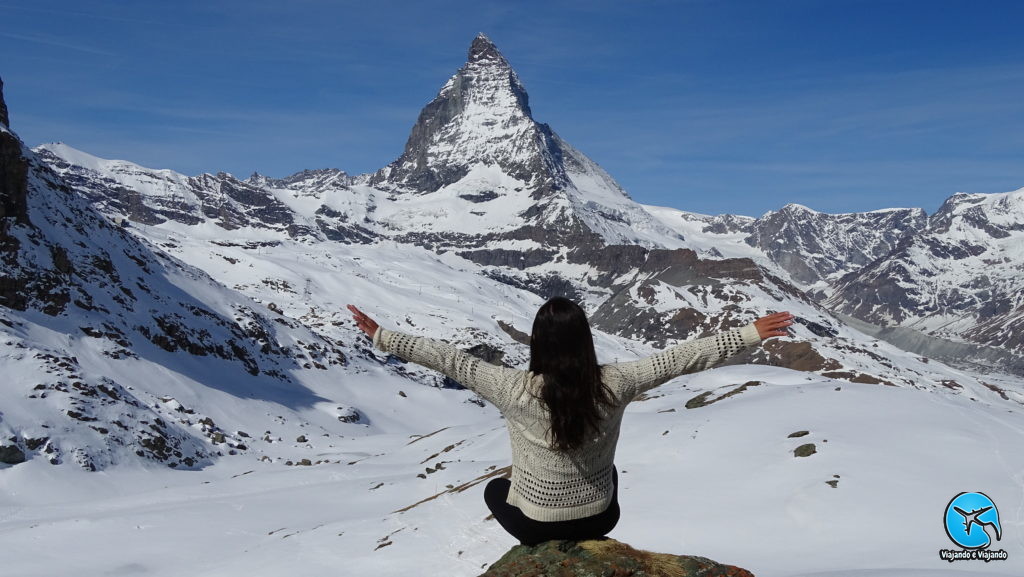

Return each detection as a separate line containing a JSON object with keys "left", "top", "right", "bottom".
{"left": 483, "top": 466, "right": 620, "bottom": 545}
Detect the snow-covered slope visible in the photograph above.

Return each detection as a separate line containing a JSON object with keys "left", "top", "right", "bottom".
{"left": 3, "top": 365, "right": 1022, "bottom": 577}
{"left": 1, "top": 103, "right": 353, "bottom": 470}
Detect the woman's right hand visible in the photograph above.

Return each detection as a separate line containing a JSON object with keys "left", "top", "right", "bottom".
{"left": 347, "top": 304, "right": 380, "bottom": 338}
{"left": 753, "top": 311, "right": 795, "bottom": 340}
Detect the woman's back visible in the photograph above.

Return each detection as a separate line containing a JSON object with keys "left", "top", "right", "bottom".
{"left": 500, "top": 370, "right": 628, "bottom": 521}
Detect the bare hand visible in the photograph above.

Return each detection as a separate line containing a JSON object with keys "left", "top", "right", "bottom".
{"left": 754, "top": 311, "right": 795, "bottom": 340}
{"left": 347, "top": 304, "right": 380, "bottom": 338}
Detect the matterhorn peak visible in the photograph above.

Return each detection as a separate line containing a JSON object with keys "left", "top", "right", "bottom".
{"left": 367, "top": 33, "right": 681, "bottom": 248}
{"left": 371, "top": 33, "right": 544, "bottom": 193}
{"left": 468, "top": 33, "right": 507, "bottom": 66}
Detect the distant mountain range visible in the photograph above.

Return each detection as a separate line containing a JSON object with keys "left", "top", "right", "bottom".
{"left": 2, "top": 34, "right": 1022, "bottom": 470}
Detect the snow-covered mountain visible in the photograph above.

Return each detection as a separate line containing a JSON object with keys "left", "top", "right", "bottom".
{"left": 641, "top": 202, "right": 929, "bottom": 291}
{"left": 366, "top": 33, "right": 683, "bottom": 250}
{"left": 36, "top": 143, "right": 319, "bottom": 238}
{"left": 1, "top": 88, "right": 351, "bottom": 471}
{"left": 743, "top": 204, "right": 928, "bottom": 291}
{"left": 826, "top": 188, "right": 1024, "bottom": 363}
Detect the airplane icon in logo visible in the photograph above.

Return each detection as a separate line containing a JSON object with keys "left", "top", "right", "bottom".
{"left": 954, "top": 505, "right": 1002, "bottom": 541}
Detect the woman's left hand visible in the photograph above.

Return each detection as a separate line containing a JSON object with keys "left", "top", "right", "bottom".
{"left": 347, "top": 304, "right": 380, "bottom": 338}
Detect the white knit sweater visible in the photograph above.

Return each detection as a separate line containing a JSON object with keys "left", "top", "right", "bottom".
{"left": 373, "top": 322, "right": 762, "bottom": 522}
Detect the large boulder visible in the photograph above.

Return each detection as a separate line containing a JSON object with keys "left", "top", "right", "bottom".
{"left": 0, "top": 442, "right": 26, "bottom": 465}
{"left": 479, "top": 538, "right": 754, "bottom": 577}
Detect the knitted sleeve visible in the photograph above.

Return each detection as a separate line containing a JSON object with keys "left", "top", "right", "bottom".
{"left": 606, "top": 323, "right": 762, "bottom": 402}
{"left": 373, "top": 328, "right": 523, "bottom": 409}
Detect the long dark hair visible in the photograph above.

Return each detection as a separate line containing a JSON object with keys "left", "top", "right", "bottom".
{"left": 529, "top": 297, "right": 616, "bottom": 451}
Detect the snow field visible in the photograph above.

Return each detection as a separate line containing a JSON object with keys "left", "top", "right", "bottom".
{"left": 4, "top": 365, "right": 1022, "bottom": 576}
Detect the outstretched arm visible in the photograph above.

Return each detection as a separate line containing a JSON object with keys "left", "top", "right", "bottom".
{"left": 608, "top": 312, "right": 794, "bottom": 402}
{"left": 347, "top": 305, "right": 522, "bottom": 408}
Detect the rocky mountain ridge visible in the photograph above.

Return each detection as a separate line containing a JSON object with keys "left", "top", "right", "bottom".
{"left": 826, "top": 187, "right": 1024, "bottom": 358}
{"left": 44, "top": 125, "right": 1024, "bottom": 370}
{"left": 644, "top": 191, "right": 1024, "bottom": 368}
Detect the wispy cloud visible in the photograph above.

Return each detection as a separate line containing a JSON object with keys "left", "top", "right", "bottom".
{"left": 0, "top": 3, "right": 153, "bottom": 24}
{"left": 0, "top": 32, "right": 118, "bottom": 57}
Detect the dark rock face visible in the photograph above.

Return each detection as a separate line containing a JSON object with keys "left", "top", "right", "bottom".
{"left": 480, "top": 539, "right": 755, "bottom": 577}
{"left": 1, "top": 125, "right": 29, "bottom": 224}
{"left": 315, "top": 213, "right": 375, "bottom": 244}
{"left": 191, "top": 172, "right": 297, "bottom": 230}
{"left": 1, "top": 132, "right": 66, "bottom": 313}
{"left": 0, "top": 441, "right": 26, "bottom": 464}
{"left": 0, "top": 76, "right": 9, "bottom": 128}
{"left": 251, "top": 168, "right": 351, "bottom": 190}
{"left": 459, "top": 247, "right": 558, "bottom": 270}
{"left": 484, "top": 269, "right": 583, "bottom": 302}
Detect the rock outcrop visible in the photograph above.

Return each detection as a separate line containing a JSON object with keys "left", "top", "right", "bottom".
{"left": 479, "top": 539, "right": 754, "bottom": 577}
{"left": 0, "top": 76, "right": 9, "bottom": 128}
{"left": 1, "top": 76, "right": 29, "bottom": 225}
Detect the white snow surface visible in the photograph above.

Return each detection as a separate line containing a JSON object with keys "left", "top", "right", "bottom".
{"left": 3, "top": 366, "right": 1022, "bottom": 576}
{"left": 641, "top": 203, "right": 763, "bottom": 259}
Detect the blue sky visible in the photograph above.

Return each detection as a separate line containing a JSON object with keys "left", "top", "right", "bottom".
{"left": 2, "top": 0, "right": 1022, "bottom": 217}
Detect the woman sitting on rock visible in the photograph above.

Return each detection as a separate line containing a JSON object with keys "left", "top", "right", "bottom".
{"left": 347, "top": 299, "right": 792, "bottom": 545}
